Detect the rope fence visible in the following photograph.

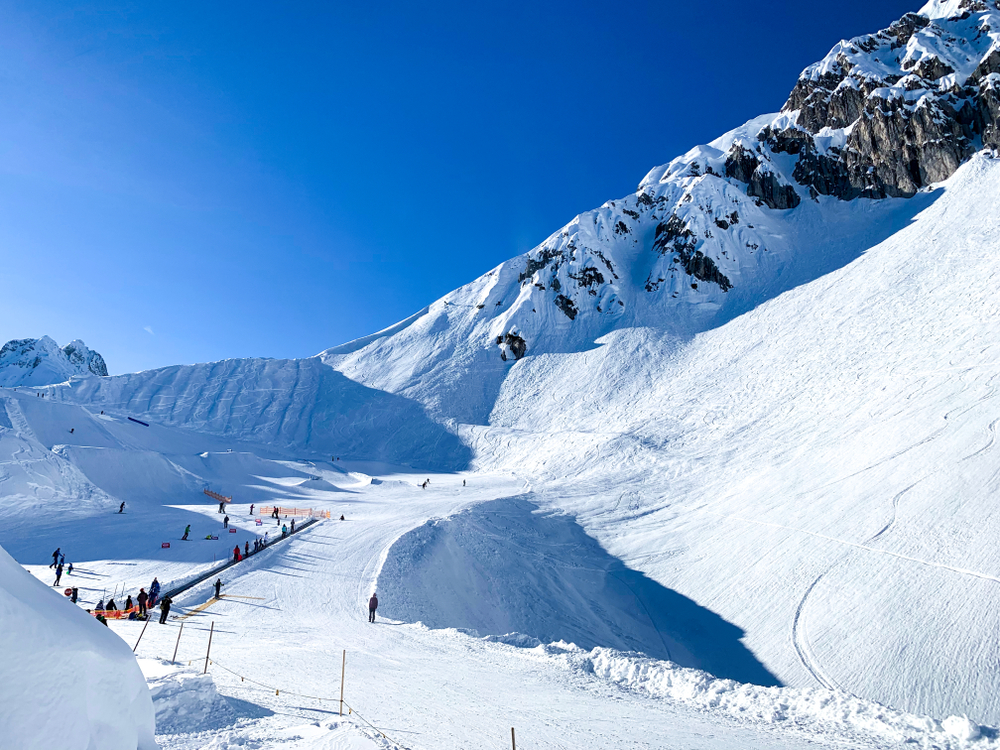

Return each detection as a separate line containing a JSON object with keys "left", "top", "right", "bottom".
{"left": 142, "top": 640, "right": 407, "bottom": 749}
{"left": 260, "top": 506, "right": 331, "bottom": 519}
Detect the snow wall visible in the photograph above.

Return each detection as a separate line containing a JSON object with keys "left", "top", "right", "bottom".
{"left": 0, "top": 543, "right": 156, "bottom": 750}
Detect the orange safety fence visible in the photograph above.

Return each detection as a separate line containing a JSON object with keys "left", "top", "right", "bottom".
{"left": 204, "top": 489, "right": 232, "bottom": 503}
{"left": 259, "top": 506, "right": 330, "bottom": 519}
{"left": 91, "top": 607, "right": 146, "bottom": 620}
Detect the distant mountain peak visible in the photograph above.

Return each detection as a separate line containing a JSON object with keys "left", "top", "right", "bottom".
{"left": 0, "top": 336, "right": 108, "bottom": 387}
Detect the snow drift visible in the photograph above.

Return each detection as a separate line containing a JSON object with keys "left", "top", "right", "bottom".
{"left": 0, "top": 543, "right": 155, "bottom": 750}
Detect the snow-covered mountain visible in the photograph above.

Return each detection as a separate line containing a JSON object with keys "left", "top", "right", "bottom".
{"left": 321, "top": 0, "right": 1000, "bottom": 424}
{"left": 9, "top": 1, "right": 1000, "bottom": 745}
{"left": 0, "top": 336, "right": 108, "bottom": 387}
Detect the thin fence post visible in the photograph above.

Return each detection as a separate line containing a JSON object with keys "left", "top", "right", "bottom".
{"left": 203, "top": 621, "right": 214, "bottom": 674}
{"left": 172, "top": 622, "right": 184, "bottom": 663}
{"left": 132, "top": 619, "right": 149, "bottom": 653}
{"left": 340, "top": 649, "right": 346, "bottom": 716}
{"left": 511, "top": 727, "right": 516, "bottom": 750}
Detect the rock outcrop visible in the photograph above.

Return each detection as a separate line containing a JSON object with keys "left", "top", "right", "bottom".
{"left": 0, "top": 337, "right": 109, "bottom": 387}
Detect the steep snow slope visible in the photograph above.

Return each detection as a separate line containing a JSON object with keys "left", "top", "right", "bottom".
{"left": 455, "top": 152, "right": 1000, "bottom": 723}
{"left": 0, "top": 336, "right": 108, "bottom": 387}
{"left": 44, "top": 356, "right": 470, "bottom": 471}
{"left": 0, "top": 542, "right": 155, "bottom": 750}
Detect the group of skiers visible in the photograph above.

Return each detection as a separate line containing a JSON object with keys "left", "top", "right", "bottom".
{"left": 90, "top": 577, "right": 169, "bottom": 622}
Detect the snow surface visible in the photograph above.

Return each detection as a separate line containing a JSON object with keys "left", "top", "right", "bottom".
{"left": 0, "top": 542, "right": 155, "bottom": 750}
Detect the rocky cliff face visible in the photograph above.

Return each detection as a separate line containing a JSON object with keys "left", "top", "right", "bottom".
{"left": 0, "top": 337, "right": 108, "bottom": 387}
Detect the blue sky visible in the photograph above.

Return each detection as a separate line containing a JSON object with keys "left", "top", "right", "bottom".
{"left": 1, "top": 0, "right": 917, "bottom": 374}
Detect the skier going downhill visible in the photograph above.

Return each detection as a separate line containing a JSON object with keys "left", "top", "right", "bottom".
{"left": 368, "top": 593, "right": 378, "bottom": 623}
{"left": 182, "top": 525, "right": 190, "bottom": 541}
{"left": 118, "top": 502, "right": 125, "bottom": 514}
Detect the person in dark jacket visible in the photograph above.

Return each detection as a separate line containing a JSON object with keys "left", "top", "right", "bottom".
{"left": 125, "top": 594, "right": 133, "bottom": 611}
{"left": 214, "top": 578, "right": 223, "bottom": 599}
{"left": 106, "top": 598, "right": 117, "bottom": 611}
{"left": 244, "top": 541, "right": 249, "bottom": 557}
{"left": 368, "top": 593, "right": 378, "bottom": 623}
{"left": 159, "top": 595, "right": 173, "bottom": 624}
{"left": 71, "top": 588, "right": 79, "bottom": 604}
{"left": 50, "top": 548, "right": 60, "bottom": 568}
{"left": 53, "top": 563, "right": 63, "bottom": 586}
{"left": 149, "top": 578, "right": 161, "bottom": 606}
{"left": 137, "top": 588, "right": 148, "bottom": 616}
{"left": 290, "top": 519, "right": 295, "bottom": 533}
{"left": 249, "top": 504, "right": 254, "bottom": 515}
{"left": 118, "top": 502, "right": 125, "bottom": 513}
{"left": 223, "top": 515, "right": 229, "bottom": 529}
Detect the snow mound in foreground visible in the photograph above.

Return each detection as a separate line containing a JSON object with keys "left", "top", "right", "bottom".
{"left": 141, "top": 659, "right": 235, "bottom": 734}
{"left": 0, "top": 543, "right": 155, "bottom": 750}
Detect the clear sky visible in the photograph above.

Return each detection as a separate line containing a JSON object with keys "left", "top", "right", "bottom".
{"left": 0, "top": 0, "right": 918, "bottom": 375}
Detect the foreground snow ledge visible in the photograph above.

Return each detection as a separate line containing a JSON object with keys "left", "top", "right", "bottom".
{"left": 0, "top": 543, "right": 156, "bottom": 750}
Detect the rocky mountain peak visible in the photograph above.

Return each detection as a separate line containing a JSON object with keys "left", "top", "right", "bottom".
{"left": 0, "top": 336, "right": 109, "bottom": 387}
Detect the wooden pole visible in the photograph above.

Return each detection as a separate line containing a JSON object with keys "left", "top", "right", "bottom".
{"left": 203, "top": 621, "right": 214, "bottom": 674}
{"left": 511, "top": 727, "right": 516, "bottom": 750}
{"left": 132, "top": 619, "right": 149, "bottom": 653}
{"left": 339, "top": 649, "right": 346, "bottom": 716}
{"left": 172, "top": 622, "right": 184, "bottom": 663}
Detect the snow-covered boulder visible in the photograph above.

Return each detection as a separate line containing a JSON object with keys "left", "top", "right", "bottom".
{"left": 0, "top": 336, "right": 108, "bottom": 387}
{"left": 0, "top": 543, "right": 155, "bottom": 750}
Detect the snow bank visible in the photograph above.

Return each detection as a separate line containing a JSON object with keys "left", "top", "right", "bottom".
{"left": 140, "top": 659, "right": 235, "bottom": 734}
{"left": 0, "top": 543, "right": 156, "bottom": 750}
{"left": 533, "top": 642, "right": 996, "bottom": 750}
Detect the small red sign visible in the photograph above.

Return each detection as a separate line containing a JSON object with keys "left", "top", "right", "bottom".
{"left": 64, "top": 588, "right": 73, "bottom": 597}
{"left": 229, "top": 528, "right": 237, "bottom": 533}
{"left": 255, "top": 519, "right": 262, "bottom": 526}
{"left": 161, "top": 542, "right": 170, "bottom": 548}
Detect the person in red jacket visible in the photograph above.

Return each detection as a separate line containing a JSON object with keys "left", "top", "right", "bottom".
{"left": 368, "top": 593, "right": 378, "bottom": 623}
{"left": 233, "top": 546, "right": 241, "bottom": 562}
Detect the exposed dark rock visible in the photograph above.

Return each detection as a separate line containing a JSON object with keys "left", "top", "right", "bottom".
{"left": 651, "top": 215, "right": 732, "bottom": 292}
{"left": 569, "top": 267, "right": 605, "bottom": 289}
{"left": 725, "top": 145, "right": 801, "bottom": 209}
{"left": 622, "top": 208, "right": 640, "bottom": 219}
{"left": 504, "top": 332, "right": 527, "bottom": 360}
{"left": 519, "top": 247, "right": 565, "bottom": 283}
{"left": 613, "top": 220, "right": 630, "bottom": 236}
{"left": 554, "top": 294, "right": 578, "bottom": 320}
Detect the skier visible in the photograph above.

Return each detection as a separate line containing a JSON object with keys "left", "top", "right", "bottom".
{"left": 149, "top": 578, "right": 161, "bottom": 607}
{"left": 463, "top": 479, "right": 466, "bottom": 487}
{"left": 60, "top": 552, "right": 66, "bottom": 566}
{"left": 263, "top": 532, "right": 269, "bottom": 546}
{"left": 158, "top": 595, "right": 173, "bottom": 624}
{"left": 281, "top": 524, "right": 287, "bottom": 539}
{"left": 106, "top": 598, "right": 117, "bottom": 611}
{"left": 223, "top": 515, "right": 229, "bottom": 529}
{"left": 249, "top": 504, "right": 254, "bottom": 515}
{"left": 244, "top": 541, "right": 249, "bottom": 557}
{"left": 67, "top": 562, "right": 73, "bottom": 575}
{"left": 233, "top": 546, "right": 240, "bottom": 562}
{"left": 96, "top": 600, "right": 104, "bottom": 611}
{"left": 290, "top": 519, "right": 295, "bottom": 533}
{"left": 50, "top": 548, "right": 60, "bottom": 568}
{"left": 368, "top": 593, "right": 378, "bottom": 623}
{"left": 125, "top": 594, "right": 133, "bottom": 611}
{"left": 53, "top": 563, "right": 63, "bottom": 586}
{"left": 340, "top": 515, "right": 345, "bottom": 521}
{"left": 137, "top": 588, "right": 148, "bottom": 616}
{"left": 253, "top": 539, "right": 259, "bottom": 553}
{"left": 214, "top": 578, "right": 222, "bottom": 599}
{"left": 118, "top": 501, "right": 125, "bottom": 514}
{"left": 219, "top": 501, "right": 224, "bottom": 513}
{"left": 71, "top": 588, "right": 78, "bottom": 604}
{"left": 182, "top": 525, "right": 190, "bottom": 541}
{"left": 272, "top": 506, "right": 279, "bottom": 520}
{"left": 69, "top": 428, "right": 74, "bottom": 434}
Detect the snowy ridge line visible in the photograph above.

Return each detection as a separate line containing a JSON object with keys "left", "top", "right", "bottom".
{"left": 155, "top": 651, "right": 408, "bottom": 750}
{"left": 522, "top": 642, "right": 990, "bottom": 747}
{"left": 161, "top": 517, "right": 321, "bottom": 602}
{"left": 705, "top": 511, "right": 1000, "bottom": 585}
